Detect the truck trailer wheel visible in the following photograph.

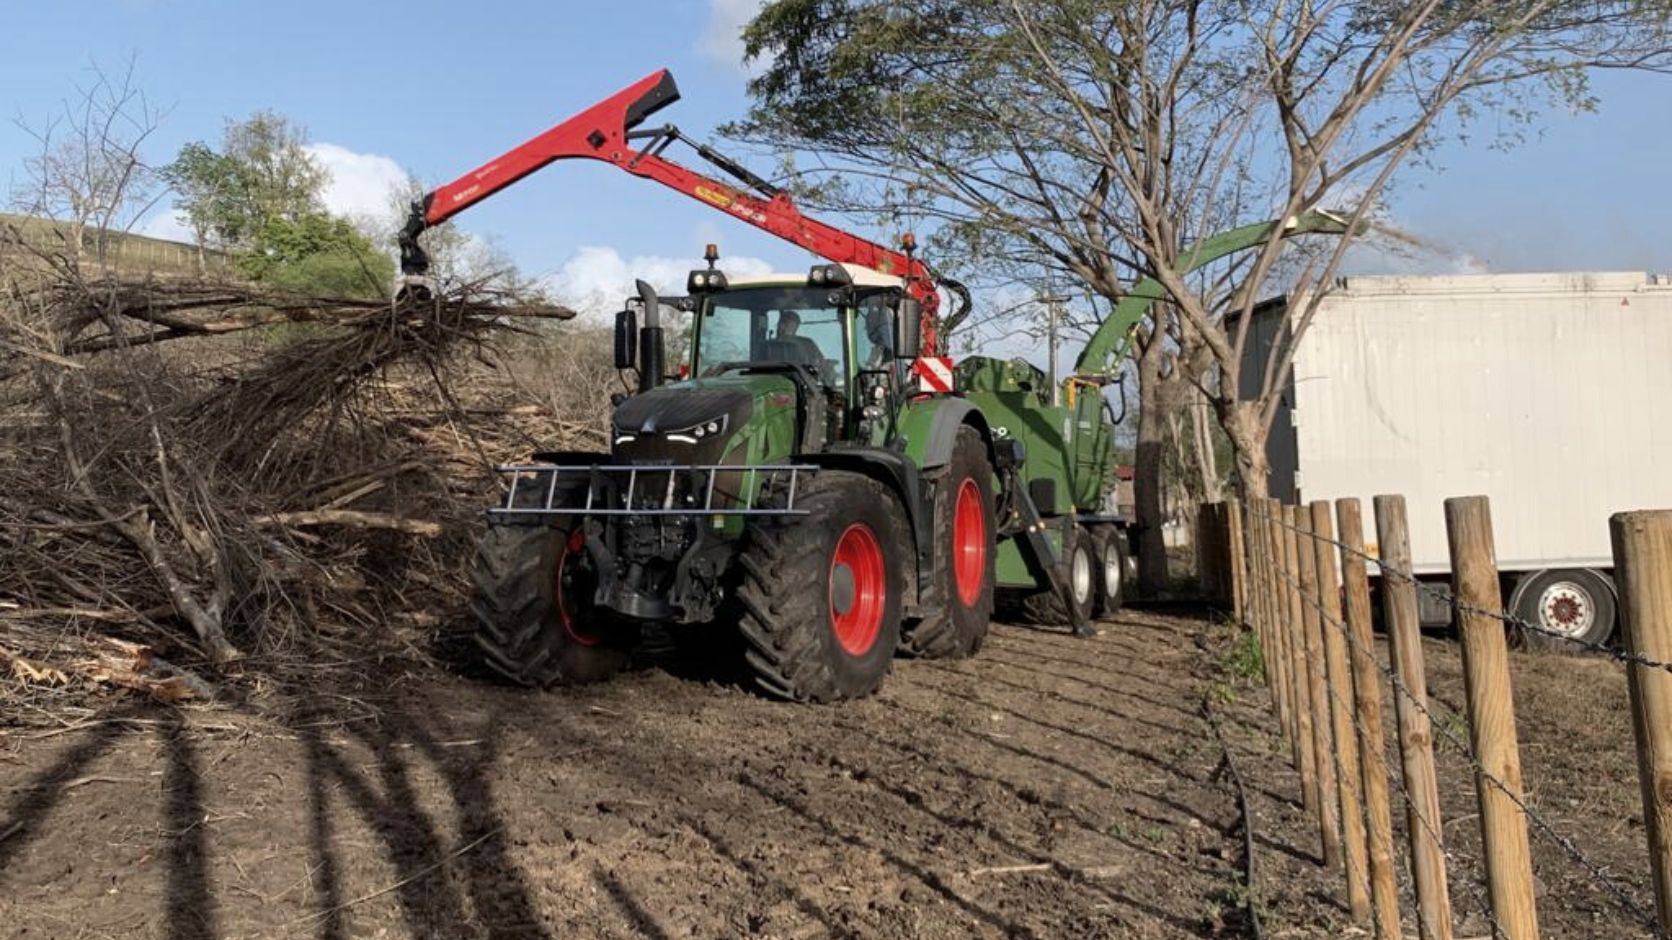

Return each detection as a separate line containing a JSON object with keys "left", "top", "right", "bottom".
{"left": 901, "top": 426, "right": 995, "bottom": 659}
{"left": 1509, "top": 568, "right": 1617, "bottom": 650}
{"left": 471, "top": 521, "right": 633, "bottom": 686}
{"left": 738, "top": 471, "right": 906, "bottom": 702}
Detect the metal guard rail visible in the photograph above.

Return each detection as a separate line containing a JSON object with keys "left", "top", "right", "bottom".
{"left": 490, "top": 463, "right": 818, "bottom": 517}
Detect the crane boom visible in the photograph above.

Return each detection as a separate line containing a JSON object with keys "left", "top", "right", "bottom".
{"left": 399, "top": 69, "right": 942, "bottom": 351}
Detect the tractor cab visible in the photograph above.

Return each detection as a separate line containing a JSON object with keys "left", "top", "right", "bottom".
{"left": 680, "top": 262, "right": 922, "bottom": 448}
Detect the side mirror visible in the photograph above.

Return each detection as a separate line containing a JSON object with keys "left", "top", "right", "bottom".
{"left": 895, "top": 297, "right": 923, "bottom": 359}
{"left": 614, "top": 309, "right": 638, "bottom": 369}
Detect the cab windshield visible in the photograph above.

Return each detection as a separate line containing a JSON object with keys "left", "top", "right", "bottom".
{"left": 694, "top": 287, "right": 850, "bottom": 387}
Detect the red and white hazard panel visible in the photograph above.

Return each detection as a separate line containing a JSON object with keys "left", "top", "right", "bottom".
{"left": 912, "top": 356, "right": 956, "bottom": 393}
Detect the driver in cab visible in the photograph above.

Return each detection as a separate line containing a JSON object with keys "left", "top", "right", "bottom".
{"left": 773, "top": 311, "right": 822, "bottom": 361}
{"left": 769, "top": 310, "right": 834, "bottom": 384}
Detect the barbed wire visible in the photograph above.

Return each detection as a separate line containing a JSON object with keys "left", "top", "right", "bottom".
{"left": 1302, "top": 617, "right": 1504, "bottom": 940}
{"left": 1232, "top": 530, "right": 1501, "bottom": 937}
{"left": 1246, "top": 505, "right": 1672, "bottom": 677}
{"left": 1260, "top": 545, "right": 1670, "bottom": 938}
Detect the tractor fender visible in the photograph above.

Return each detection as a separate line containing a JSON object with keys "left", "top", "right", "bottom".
{"left": 900, "top": 398, "right": 995, "bottom": 469}
{"left": 800, "top": 447, "right": 932, "bottom": 610}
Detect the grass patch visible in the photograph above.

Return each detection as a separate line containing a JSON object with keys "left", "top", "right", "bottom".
{"left": 1221, "top": 628, "right": 1265, "bottom": 682}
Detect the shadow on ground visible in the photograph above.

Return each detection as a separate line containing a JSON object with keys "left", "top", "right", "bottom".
{"left": 1, "top": 609, "right": 1257, "bottom": 939}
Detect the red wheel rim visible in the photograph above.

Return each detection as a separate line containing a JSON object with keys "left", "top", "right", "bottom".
{"left": 829, "top": 523, "right": 887, "bottom": 655}
{"left": 556, "top": 529, "right": 601, "bottom": 646}
{"left": 952, "top": 478, "right": 987, "bottom": 607}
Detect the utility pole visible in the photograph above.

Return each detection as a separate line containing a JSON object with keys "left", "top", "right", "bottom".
{"left": 1043, "top": 293, "right": 1067, "bottom": 406}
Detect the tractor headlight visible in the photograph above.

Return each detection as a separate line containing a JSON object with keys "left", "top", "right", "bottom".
{"left": 687, "top": 269, "right": 728, "bottom": 293}
{"left": 665, "top": 414, "right": 728, "bottom": 442}
{"left": 807, "top": 263, "right": 852, "bottom": 287}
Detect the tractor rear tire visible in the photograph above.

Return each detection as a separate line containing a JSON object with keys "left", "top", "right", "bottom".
{"left": 1019, "top": 524, "right": 1098, "bottom": 626}
{"left": 737, "top": 470, "right": 906, "bottom": 702}
{"left": 471, "top": 521, "right": 633, "bottom": 686}
{"left": 901, "top": 426, "right": 995, "bottom": 659}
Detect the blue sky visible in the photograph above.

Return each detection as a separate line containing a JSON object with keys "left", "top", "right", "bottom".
{"left": 3, "top": 1, "right": 1669, "bottom": 318}
{"left": 1, "top": 0, "right": 797, "bottom": 305}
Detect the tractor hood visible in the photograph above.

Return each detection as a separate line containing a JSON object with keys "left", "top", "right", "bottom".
{"left": 611, "top": 373, "right": 797, "bottom": 465}
{"left": 614, "top": 381, "right": 753, "bottom": 437}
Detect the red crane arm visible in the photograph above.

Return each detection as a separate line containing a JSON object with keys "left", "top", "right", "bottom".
{"left": 400, "top": 69, "right": 940, "bottom": 349}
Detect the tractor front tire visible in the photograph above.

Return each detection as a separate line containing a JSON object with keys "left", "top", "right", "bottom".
{"left": 738, "top": 471, "right": 906, "bottom": 702}
{"left": 471, "top": 521, "right": 632, "bottom": 686}
{"left": 901, "top": 426, "right": 995, "bottom": 659}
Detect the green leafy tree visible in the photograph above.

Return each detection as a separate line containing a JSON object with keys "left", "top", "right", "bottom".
{"left": 220, "top": 111, "right": 324, "bottom": 234}
{"left": 163, "top": 113, "right": 390, "bottom": 296}
{"left": 734, "top": 0, "right": 1672, "bottom": 594}
{"left": 164, "top": 112, "right": 324, "bottom": 251}
{"left": 159, "top": 141, "right": 241, "bottom": 260}
{"left": 237, "top": 211, "right": 393, "bottom": 299}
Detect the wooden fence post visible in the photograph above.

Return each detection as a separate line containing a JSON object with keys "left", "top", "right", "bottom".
{"left": 1242, "top": 501, "right": 1273, "bottom": 691}
{"left": 1200, "top": 502, "right": 1224, "bottom": 606}
{"left": 1294, "top": 506, "right": 1343, "bottom": 868}
{"left": 1270, "top": 498, "right": 1302, "bottom": 762}
{"left": 1312, "top": 501, "right": 1371, "bottom": 920}
{"left": 1445, "top": 495, "right": 1539, "bottom": 940}
{"left": 1254, "top": 502, "right": 1291, "bottom": 729}
{"left": 1283, "top": 504, "right": 1321, "bottom": 815}
{"left": 1337, "top": 498, "right": 1402, "bottom": 940}
{"left": 1609, "top": 510, "right": 1672, "bottom": 929}
{"left": 1374, "top": 495, "right": 1454, "bottom": 940}
{"left": 1228, "top": 497, "right": 1247, "bottom": 626}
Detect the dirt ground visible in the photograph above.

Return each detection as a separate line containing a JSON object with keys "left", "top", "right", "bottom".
{"left": 0, "top": 609, "right": 1659, "bottom": 939}
{"left": 1211, "top": 623, "right": 1661, "bottom": 940}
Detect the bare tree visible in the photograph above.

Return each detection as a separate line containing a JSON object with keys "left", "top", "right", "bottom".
{"left": 734, "top": 0, "right": 1672, "bottom": 591}
{"left": 9, "top": 58, "right": 167, "bottom": 271}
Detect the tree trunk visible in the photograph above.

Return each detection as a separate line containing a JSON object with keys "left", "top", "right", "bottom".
{"left": 1133, "top": 331, "right": 1171, "bottom": 597}
{"left": 1222, "top": 398, "right": 1271, "bottom": 502}
{"left": 1191, "top": 387, "right": 1223, "bottom": 504}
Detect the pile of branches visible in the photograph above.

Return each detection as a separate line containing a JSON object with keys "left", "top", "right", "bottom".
{"left": 0, "top": 241, "right": 611, "bottom": 709}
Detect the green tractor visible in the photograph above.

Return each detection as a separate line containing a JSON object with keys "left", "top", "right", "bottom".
{"left": 470, "top": 259, "right": 1127, "bottom": 701}
{"left": 464, "top": 207, "right": 1359, "bottom": 701}
{"left": 394, "top": 69, "right": 1348, "bottom": 701}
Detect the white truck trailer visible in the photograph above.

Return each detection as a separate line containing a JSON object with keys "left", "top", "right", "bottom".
{"left": 1242, "top": 271, "right": 1672, "bottom": 644}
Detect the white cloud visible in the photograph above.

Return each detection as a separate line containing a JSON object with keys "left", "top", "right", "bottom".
{"left": 547, "top": 245, "right": 773, "bottom": 322}
{"left": 137, "top": 209, "right": 194, "bottom": 243}
{"left": 304, "top": 142, "right": 409, "bottom": 221}
{"left": 697, "top": 0, "right": 768, "bottom": 75}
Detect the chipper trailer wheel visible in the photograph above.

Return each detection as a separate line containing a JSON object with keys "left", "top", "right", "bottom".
{"left": 1090, "top": 525, "right": 1128, "bottom": 618}
{"left": 1020, "top": 525, "right": 1099, "bottom": 627}
{"left": 471, "top": 521, "right": 633, "bottom": 686}
{"left": 901, "top": 426, "right": 996, "bottom": 659}
{"left": 738, "top": 470, "right": 906, "bottom": 702}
